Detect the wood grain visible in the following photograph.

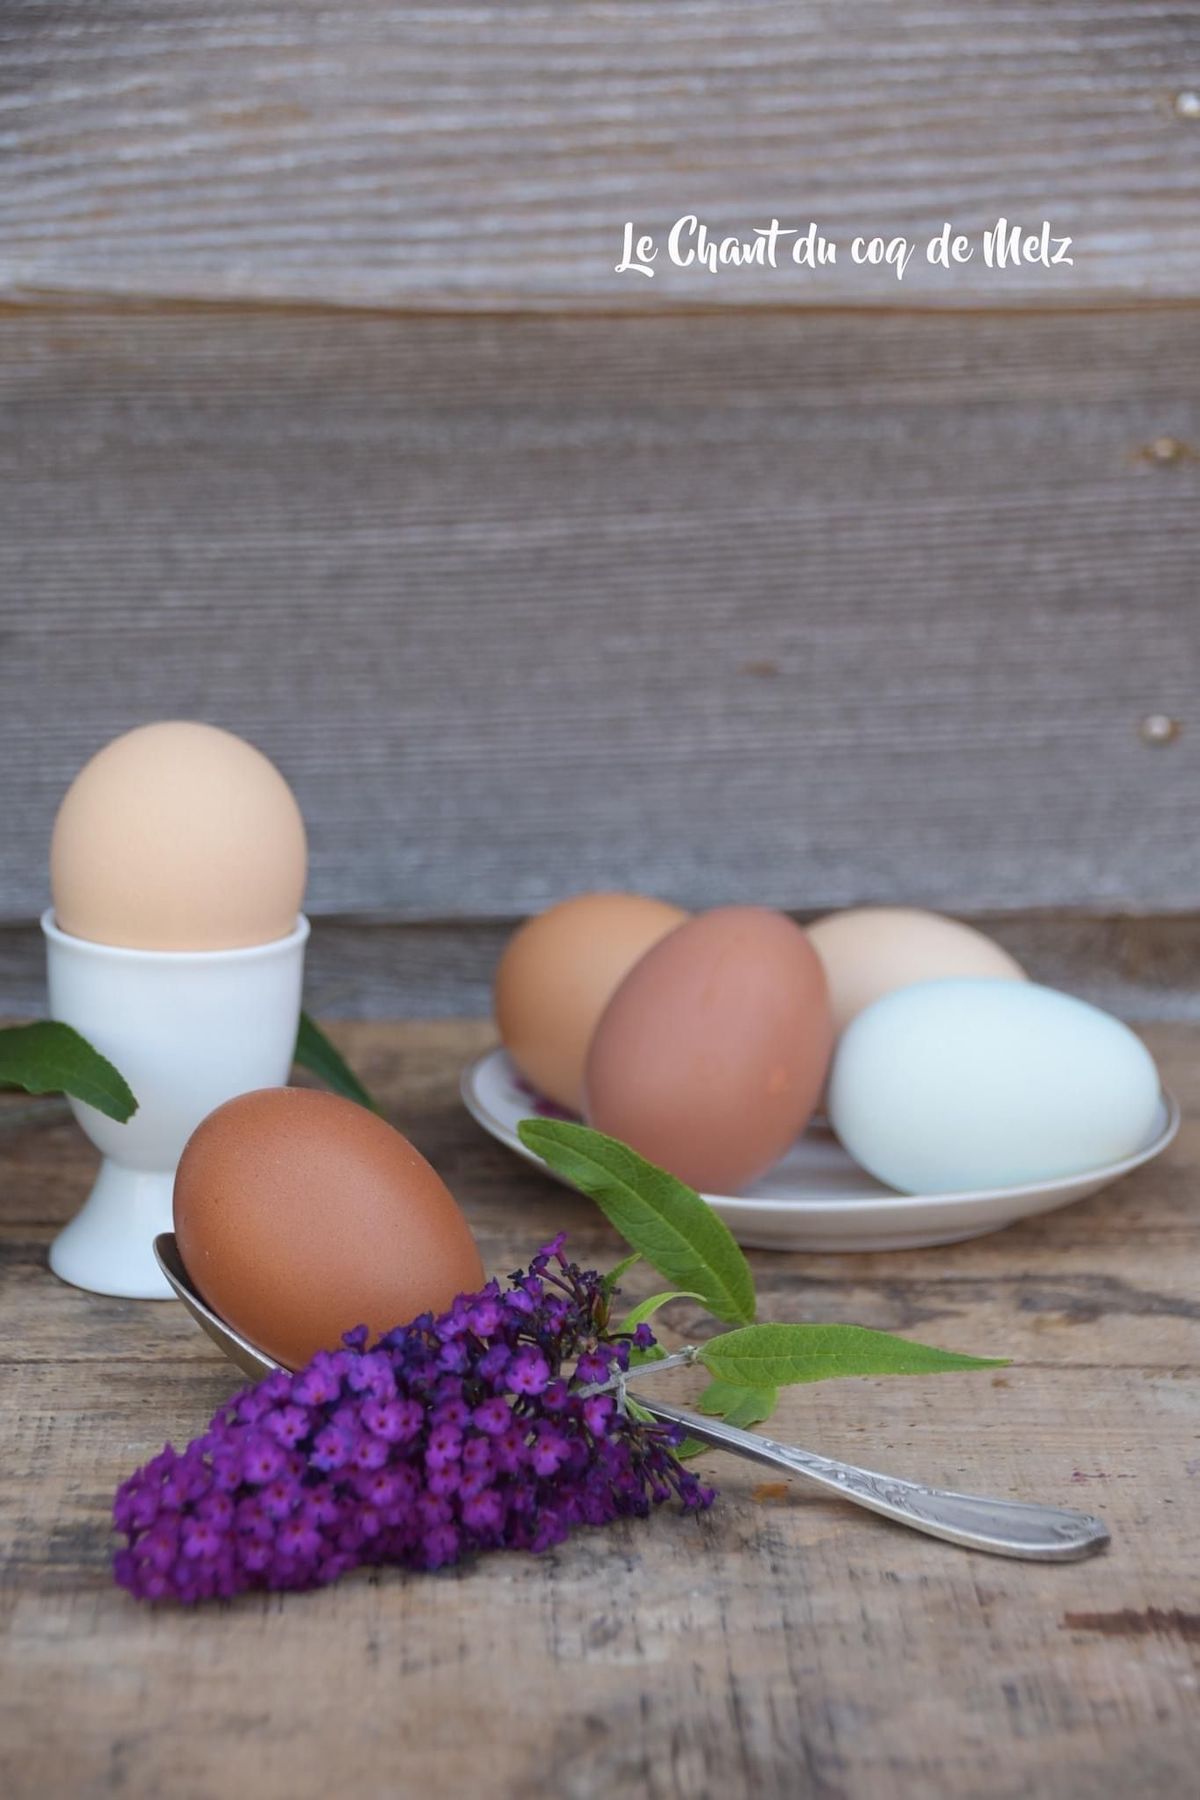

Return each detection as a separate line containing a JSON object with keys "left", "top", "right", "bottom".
{"left": 2, "top": 1018, "right": 1199, "bottom": 1798}
{"left": 1, "top": 304, "right": 1198, "bottom": 923}
{"left": 2, "top": 3, "right": 1200, "bottom": 308}
{"left": 5, "top": 912, "right": 1200, "bottom": 1023}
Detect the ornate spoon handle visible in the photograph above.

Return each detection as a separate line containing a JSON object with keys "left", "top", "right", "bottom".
{"left": 635, "top": 1394, "right": 1110, "bottom": 1562}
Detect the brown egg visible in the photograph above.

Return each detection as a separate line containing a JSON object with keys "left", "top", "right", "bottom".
{"left": 584, "top": 906, "right": 832, "bottom": 1194}
{"left": 493, "top": 892, "right": 689, "bottom": 1112}
{"left": 174, "top": 1088, "right": 484, "bottom": 1369}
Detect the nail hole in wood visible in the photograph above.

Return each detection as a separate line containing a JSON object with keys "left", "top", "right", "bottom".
{"left": 1139, "top": 714, "right": 1182, "bottom": 746}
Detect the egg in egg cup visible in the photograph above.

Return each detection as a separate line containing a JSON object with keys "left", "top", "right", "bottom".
{"left": 44, "top": 722, "right": 310, "bottom": 1298}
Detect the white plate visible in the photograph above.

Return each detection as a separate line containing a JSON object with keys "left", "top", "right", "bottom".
{"left": 460, "top": 1048, "right": 1181, "bottom": 1252}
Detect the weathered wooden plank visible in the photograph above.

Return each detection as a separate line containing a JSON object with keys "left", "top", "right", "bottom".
{"left": 1, "top": 2, "right": 1199, "bottom": 308}
{"left": 1, "top": 1019, "right": 1198, "bottom": 1799}
{"left": 4, "top": 913, "right": 1200, "bottom": 1023}
{"left": 1, "top": 305, "right": 1196, "bottom": 920}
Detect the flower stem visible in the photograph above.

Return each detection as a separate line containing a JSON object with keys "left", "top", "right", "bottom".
{"left": 626, "top": 1347, "right": 700, "bottom": 1380}
{"left": 578, "top": 1345, "right": 699, "bottom": 1402}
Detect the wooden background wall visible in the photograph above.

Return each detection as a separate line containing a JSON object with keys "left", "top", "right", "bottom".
{"left": 1, "top": 2, "right": 1197, "bottom": 1015}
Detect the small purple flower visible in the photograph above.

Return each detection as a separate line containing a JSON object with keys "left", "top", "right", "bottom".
{"left": 531, "top": 1231, "right": 568, "bottom": 1267}
{"left": 462, "top": 1436, "right": 493, "bottom": 1473}
{"left": 509, "top": 1350, "right": 551, "bottom": 1396}
{"left": 431, "top": 1394, "right": 471, "bottom": 1431}
{"left": 239, "top": 1434, "right": 286, "bottom": 1487}
{"left": 425, "top": 1424, "right": 463, "bottom": 1471}
{"left": 196, "top": 1491, "right": 233, "bottom": 1529}
{"left": 461, "top": 1488, "right": 504, "bottom": 1533}
{"left": 531, "top": 1427, "right": 569, "bottom": 1476}
{"left": 434, "top": 1301, "right": 471, "bottom": 1342}
{"left": 426, "top": 1464, "right": 461, "bottom": 1499}
{"left": 210, "top": 1448, "right": 243, "bottom": 1493}
{"left": 277, "top": 1517, "right": 322, "bottom": 1560}
{"left": 362, "top": 1398, "right": 423, "bottom": 1443}
{"left": 494, "top": 1425, "right": 528, "bottom": 1475}
{"left": 477, "top": 1343, "right": 511, "bottom": 1384}
{"left": 261, "top": 1478, "right": 298, "bottom": 1522}
{"left": 293, "top": 1358, "right": 342, "bottom": 1407}
{"left": 437, "top": 1339, "right": 470, "bottom": 1376}
{"left": 345, "top": 1352, "right": 396, "bottom": 1399}
{"left": 263, "top": 1404, "right": 309, "bottom": 1448}
{"left": 467, "top": 1298, "right": 501, "bottom": 1336}
{"left": 417, "top": 1491, "right": 453, "bottom": 1530}
{"left": 583, "top": 1395, "right": 615, "bottom": 1435}
{"left": 574, "top": 1350, "right": 612, "bottom": 1385}
{"left": 310, "top": 1425, "right": 354, "bottom": 1472}
{"left": 182, "top": 1518, "right": 222, "bottom": 1560}
{"left": 542, "top": 1298, "right": 569, "bottom": 1334}
{"left": 352, "top": 1433, "right": 390, "bottom": 1472}
{"left": 357, "top": 1468, "right": 403, "bottom": 1509}
{"left": 473, "top": 1397, "right": 511, "bottom": 1437}
{"left": 457, "top": 1467, "right": 491, "bottom": 1502}
{"left": 235, "top": 1496, "right": 272, "bottom": 1542}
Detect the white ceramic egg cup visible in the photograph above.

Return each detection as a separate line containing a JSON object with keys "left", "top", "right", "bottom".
{"left": 43, "top": 909, "right": 309, "bottom": 1299}
{"left": 462, "top": 1048, "right": 1180, "bottom": 1253}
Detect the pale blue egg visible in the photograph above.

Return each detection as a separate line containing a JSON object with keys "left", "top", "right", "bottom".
{"left": 828, "top": 978, "right": 1162, "bottom": 1195}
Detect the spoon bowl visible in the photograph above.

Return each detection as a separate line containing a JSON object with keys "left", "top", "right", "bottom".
{"left": 155, "top": 1232, "right": 279, "bottom": 1381}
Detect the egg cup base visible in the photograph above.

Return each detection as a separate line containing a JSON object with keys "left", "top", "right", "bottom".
{"left": 49, "top": 1160, "right": 177, "bottom": 1299}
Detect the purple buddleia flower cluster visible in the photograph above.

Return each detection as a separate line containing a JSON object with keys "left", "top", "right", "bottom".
{"left": 113, "top": 1234, "right": 714, "bottom": 1603}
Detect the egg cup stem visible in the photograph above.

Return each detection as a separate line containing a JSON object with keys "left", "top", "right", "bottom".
{"left": 49, "top": 1160, "right": 177, "bottom": 1299}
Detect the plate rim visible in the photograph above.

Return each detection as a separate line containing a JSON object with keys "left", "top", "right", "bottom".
{"left": 460, "top": 1046, "right": 1180, "bottom": 1216}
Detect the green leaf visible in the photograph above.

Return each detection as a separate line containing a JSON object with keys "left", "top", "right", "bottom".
{"left": 517, "top": 1119, "right": 756, "bottom": 1326}
{"left": 0, "top": 1022, "right": 137, "bottom": 1123}
{"left": 627, "top": 1342, "right": 667, "bottom": 1370}
{"left": 619, "top": 1290, "right": 703, "bottom": 1332}
{"left": 602, "top": 1253, "right": 642, "bottom": 1297}
{"left": 294, "top": 1012, "right": 380, "bottom": 1113}
{"left": 696, "top": 1378, "right": 778, "bottom": 1429}
{"left": 698, "top": 1322, "right": 1005, "bottom": 1389}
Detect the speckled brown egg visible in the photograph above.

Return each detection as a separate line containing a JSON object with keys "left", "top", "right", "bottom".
{"left": 584, "top": 906, "right": 832, "bottom": 1194}
{"left": 174, "top": 1087, "right": 485, "bottom": 1369}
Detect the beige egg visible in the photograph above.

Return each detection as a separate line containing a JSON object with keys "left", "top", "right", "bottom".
{"left": 51, "top": 721, "right": 307, "bottom": 950}
{"left": 807, "top": 907, "right": 1026, "bottom": 1037}
{"left": 494, "top": 892, "right": 689, "bottom": 1112}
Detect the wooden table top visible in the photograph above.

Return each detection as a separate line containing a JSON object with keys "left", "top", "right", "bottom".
{"left": 2, "top": 1019, "right": 1198, "bottom": 1799}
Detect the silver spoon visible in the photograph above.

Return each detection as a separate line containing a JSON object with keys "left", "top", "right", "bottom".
{"left": 153, "top": 1234, "right": 1109, "bottom": 1563}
